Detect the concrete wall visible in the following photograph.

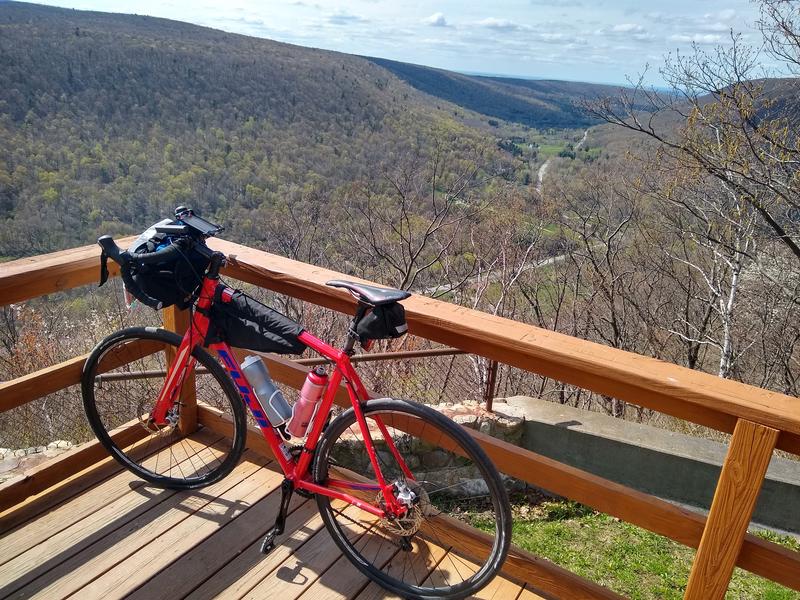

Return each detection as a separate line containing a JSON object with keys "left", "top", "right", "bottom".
{"left": 493, "top": 396, "right": 800, "bottom": 534}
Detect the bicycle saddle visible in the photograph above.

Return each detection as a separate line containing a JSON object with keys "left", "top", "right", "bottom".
{"left": 326, "top": 280, "right": 411, "bottom": 306}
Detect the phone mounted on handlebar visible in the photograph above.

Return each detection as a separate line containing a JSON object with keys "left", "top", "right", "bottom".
{"left": 97, "top": 206, "right": 223, "bottom": 311}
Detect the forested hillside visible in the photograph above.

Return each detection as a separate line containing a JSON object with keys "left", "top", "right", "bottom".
{"left": 0, "top": 2, "right": 527, "bottom": 256}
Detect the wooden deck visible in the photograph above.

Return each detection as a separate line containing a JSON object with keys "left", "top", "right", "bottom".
{"left": 0, "top": 434, "right": 545, "bottom": 600}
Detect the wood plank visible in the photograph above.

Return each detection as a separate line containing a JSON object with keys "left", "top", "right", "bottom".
{"left": 288, "top": 528, "right": 399, "bottom": 600}
{"left": 0, "top": 421, "right": 148, "bottom": 514}
{"left": 518, "top": 585, "right": 557, "bottom": 600}
{"left": 0, "top": 452, "right": 124, "bottom": 535}
{"left": 0, "top": 337, "right": 164, "bottom": 414}
{"left": 424, "top": 550, "right": 526, "bottom": 600}
{"left": 71, "top": 459, "right": 281, "bottom": 599}
{"left": 0, "top": 236, "right": 133, "bottom": 306}
{"left": 184, "top": 499, "right": 324, "bottom": 600}
{"left": 127, "top": 495, "right": 312, "bottom": 600}
{"left": 0, "top": 432, "right": 222, "bottom": 570}
{"left": 238, "top": 504, "right": 375, "bottom": 600}
{"left": 353, "top": 538, "right": 448, "bottom": 600}
{"left": 198, "top": 404, "right": 275, "bottom": 459}
{"left": 0, "top": 476, "right": 176, "bottom": 596}
{"left": 9, "top": 452, "right": 269, "bottom": 600}
{"left": 0, "top": 354, "right": 85, "bottom": 413}
{"left": 685, "top": 419, "right": 780, "bottom": 600}
{"left": 356, "top": 538, "right": 528, "bottom": 600}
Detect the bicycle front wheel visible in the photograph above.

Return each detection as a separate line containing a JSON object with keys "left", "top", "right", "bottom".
{"left": 313, "top": 398, "right": 511, "bottom": 600}
{"left": 82, "top": 327, "right": 246, "bottom": 490}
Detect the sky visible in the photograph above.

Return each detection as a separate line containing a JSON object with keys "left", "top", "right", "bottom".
{"left": 32, "top": 0, "right": 773, "bottom": 85}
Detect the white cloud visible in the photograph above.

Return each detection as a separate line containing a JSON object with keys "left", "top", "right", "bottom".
{"left": 477, "top": 17, "right": 524, "bottom": 31}
{"left": 328, "top": 11, "right": 367, "bottom": 25}
{"left": 703, "top": 22, "right": 731, "bottom": 32}
{"left": 669, "top": 33, "right": 723, "bottom": 44}
{"left": 595, "top": 23, "right": 652, "bottom": 41}
{"left": 423, "top": 12, "right": 448, "bottom": 27}
{"left": 612, "top": 23, "right": 644, "bottom": 33}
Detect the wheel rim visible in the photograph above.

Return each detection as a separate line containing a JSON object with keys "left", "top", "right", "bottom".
{"left": 315, "top": 403, "right": 509, "bottom": 597}
{"left": 86, "top": 332, "right": 241, "bottom": 486}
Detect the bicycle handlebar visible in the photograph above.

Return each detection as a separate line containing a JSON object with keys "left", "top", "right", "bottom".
{"left": 98, "top": 234, "right": 190, "bottom": 310}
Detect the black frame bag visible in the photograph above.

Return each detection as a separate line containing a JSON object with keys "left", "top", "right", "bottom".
{"left": 356, "top": 302, "right": 408, "bottom": 344}
{"left": 206, "top": 289, "right": 307, "bottom": 355}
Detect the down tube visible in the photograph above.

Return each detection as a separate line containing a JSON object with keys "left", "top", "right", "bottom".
{"left": 211, "top": 343, "right": 296, "bottom": 474}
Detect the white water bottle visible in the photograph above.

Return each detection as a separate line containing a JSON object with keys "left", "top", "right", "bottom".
{"left": 240, "top": 356, "right": 292, "bottom": 426}
{"left": 286, "top": 366, "right": 328, "bottom": 438}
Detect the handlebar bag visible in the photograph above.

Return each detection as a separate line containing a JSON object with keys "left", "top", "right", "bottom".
{"left": 127, "top": 220, "right": 211, "bottom": 309}
{"left": 356, "top": 302, "right": 408, "bottom": 343}
{"left": 206, "top": 289, "right": 307, "bottom": 355}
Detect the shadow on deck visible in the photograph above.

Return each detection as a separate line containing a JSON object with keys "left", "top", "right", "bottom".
{"left": 0, "top": 432, "right": 544, "bottom": 600}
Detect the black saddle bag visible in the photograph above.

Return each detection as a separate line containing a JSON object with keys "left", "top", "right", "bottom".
{"left": 356, "top": 302, "right": 408, "bottom": 343}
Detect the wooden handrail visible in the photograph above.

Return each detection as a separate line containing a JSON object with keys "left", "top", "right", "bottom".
{"left": 208, "top": 239, "right": 800, "bottom": 443}
{"left": 2, "top": 238, "right": 798, "bottom": 447}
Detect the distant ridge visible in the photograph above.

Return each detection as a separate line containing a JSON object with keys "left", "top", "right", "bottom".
{"left": 365, "top": 56, "right": 628, "bottom": 129}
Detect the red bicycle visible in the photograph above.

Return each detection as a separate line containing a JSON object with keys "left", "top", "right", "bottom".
{"left": 81, "top": 208, "right": 511, "bottom": 599}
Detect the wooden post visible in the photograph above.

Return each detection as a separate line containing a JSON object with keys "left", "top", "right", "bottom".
{"left": 162, "top": 306, "right": 197, "bottom": 435}
{"left": 684, "top": 418, "right": 779, "bottom": 600}
{"left": 484, "top": 360, "right": 499, "bottom": 412}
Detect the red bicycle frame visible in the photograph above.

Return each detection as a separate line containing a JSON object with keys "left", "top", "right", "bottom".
{"left": 151, "top": 273, "right": 411, "bottom": 518}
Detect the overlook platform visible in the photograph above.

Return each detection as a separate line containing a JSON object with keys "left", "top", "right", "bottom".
{"left": 0, "top": 431, "right": 542, "bottom": 600}
{"left": 1, "top": 238, "right": 799, "bottom": 599}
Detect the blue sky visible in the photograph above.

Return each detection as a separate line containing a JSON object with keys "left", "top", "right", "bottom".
{"left": 33, "top": 0, "right": 771, "bottom": 85}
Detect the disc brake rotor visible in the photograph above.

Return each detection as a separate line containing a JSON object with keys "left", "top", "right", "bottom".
{"left": 378, "top": 481, "right": 431, "bottom": 537}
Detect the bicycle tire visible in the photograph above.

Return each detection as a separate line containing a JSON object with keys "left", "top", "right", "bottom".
{"left": 82, "top": 326, "right": 246, "bottom": 490}
{"left": 313, "top": 398, "right": 511, "bottom": 599}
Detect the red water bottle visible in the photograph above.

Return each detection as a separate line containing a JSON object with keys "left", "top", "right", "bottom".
{"left": 286, "top": 366, "right": 328, "bottom": 438}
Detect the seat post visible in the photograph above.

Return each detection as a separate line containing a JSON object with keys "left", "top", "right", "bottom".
{"left": 343, "top": 303, "right": 369, "bottom": 355}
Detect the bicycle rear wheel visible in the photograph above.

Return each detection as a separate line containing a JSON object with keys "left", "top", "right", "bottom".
{"left": 82, "top": 326, "right": 246, "bottom": 489}
{"left": 313, "top": 398, "right": 511, "bottom": 600}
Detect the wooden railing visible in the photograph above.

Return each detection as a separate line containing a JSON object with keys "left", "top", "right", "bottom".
{"left": 1, "top": 238, "right": 799, "bottom": 600}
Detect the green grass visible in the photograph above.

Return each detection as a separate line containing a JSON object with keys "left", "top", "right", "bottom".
{"left": 537, "top": 144, "right": 564, "bottom": 157}
{"left": 471, "top": 500, "right": 799, "bottom": 599}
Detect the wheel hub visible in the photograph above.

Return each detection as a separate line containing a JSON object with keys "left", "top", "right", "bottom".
{"left": 138, "top": 404, "right": 179, "bottom": 435}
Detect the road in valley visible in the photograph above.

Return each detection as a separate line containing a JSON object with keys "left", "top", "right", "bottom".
{"left": 536, "top": 128, "right": 589, "bottom": 193}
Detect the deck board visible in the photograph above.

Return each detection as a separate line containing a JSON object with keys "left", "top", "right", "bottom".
{"left": 239, "top": 504, "right": 373, "bottom": 600}
{"left": 127, "top": 491, "right": 310, "bottom": 600}
{"left": 72, "top": 457, "right": 278, "bottom": 599}
{"left": 184, "top": 499, "right": 322, "bottom": 600}
{"left": 1, "top": 451, "right": 266, "bottom": 600}
{"left": 0, "top": 435, "right": 552, "bottom": 600}
{"left": 0, "top": 432, "right": 226, "bottom": 574}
